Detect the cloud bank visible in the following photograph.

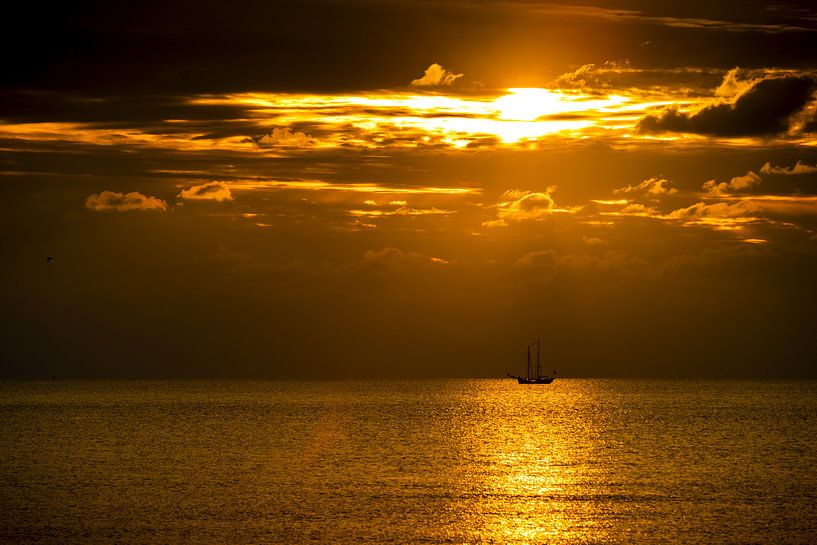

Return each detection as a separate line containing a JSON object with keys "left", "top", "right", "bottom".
{"left": 638, "top": 73, "right": 816, "bottom": 137}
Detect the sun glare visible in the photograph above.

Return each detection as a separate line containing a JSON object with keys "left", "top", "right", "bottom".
{"left": 494, "top": 88, "right": 568, "bottom": 121}
{"left": 0, "top": 88, "right": 720, "bottom": 154}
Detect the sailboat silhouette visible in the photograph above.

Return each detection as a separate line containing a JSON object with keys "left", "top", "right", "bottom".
{"left": 507, "top": 338, "right": 556, "bottom": 384}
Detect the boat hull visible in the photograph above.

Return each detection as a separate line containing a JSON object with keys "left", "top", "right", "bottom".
{"left": 516, "top": 377, "right": 554, "bottom": 384}
{"left": 507, "top": 373, "right": 554, "bottom": 384}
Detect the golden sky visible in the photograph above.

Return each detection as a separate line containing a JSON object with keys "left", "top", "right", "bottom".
{"left": 2, "top": 1, "right": 817, "bottom": 378}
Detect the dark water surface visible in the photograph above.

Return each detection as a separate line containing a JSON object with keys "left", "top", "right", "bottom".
{"left": 1, "top": 380, "right": 816, "bottom": 544}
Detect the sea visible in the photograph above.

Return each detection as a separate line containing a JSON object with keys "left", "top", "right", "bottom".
{"left": 1, "top": 379, "right": 816, "bottom": 544}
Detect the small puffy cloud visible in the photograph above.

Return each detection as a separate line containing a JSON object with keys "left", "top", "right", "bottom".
{"left": 497, "top": 188, "right": 556, "bottom": 221}
{"left": 614, "top": 177, "right": 677, "bottom": 197}
{"left": 178, "top": 181, "right": 233, "bottom": 202}
{"left": 617, "top": 203, "right": 660, "bottom": 217}
{"left": 702, "top": 170, "right": 761, "bottom": 195}
{"left": 85, "top": 191, "right": 168, "bottom": 212}
{"left": 760, "top": 161, "right": 817, "bottom": 175}
{"left": 638, "top": 72, "right": 816, "bottom": 136}
{"left": 253, "top": 127, "right": 314, "bottom": 148}
{"left": 583, "top": 235, "right": 607, "bottom": 246}
{"left": 411, "top": 63, "right": 463, "bottom": 87}
{"left": 729, "top": 171, "right": 762, "bottom": 190}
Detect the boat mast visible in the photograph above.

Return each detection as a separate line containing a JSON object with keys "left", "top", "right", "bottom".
{"left": 526, "top": 345, "right": 531, "bottom": 380}
{"left": 537, "top": 338, "right": 541, "bottom": 379}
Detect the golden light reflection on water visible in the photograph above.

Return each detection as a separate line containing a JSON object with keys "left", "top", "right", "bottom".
{"left": 446, "top": 380, "right": 610, "bottom": 544}
{"left": 3, "top": 381, "right": 817, "bottom": 544}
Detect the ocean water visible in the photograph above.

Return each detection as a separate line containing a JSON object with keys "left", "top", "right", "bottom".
{"left": 1, "top": 379, "right": 816, "bottom": 544}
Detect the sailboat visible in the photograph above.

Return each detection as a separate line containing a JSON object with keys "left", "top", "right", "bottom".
{"left": 507, "top": 338, "right": 556, "bottom": 384}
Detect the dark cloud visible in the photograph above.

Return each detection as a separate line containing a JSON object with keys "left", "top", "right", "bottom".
{"left": 0, "top": 90, "right": 252, "bottom": 125}
{"left": 638, "top": 75, "right": 816, "bottom": 136}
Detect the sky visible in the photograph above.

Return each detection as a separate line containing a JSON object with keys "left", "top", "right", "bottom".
{"left": 2, "top": 0, "right": 817, "bottom": 378}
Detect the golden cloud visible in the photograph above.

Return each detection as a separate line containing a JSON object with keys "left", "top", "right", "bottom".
{"left": 497, "top": 188, "right": 555, "bottom": 219}
{"left": 410, "top": 63, "right": 463, "bottom": 87}
{"left": 85, "top": 191, "right": 168, "bottom": 212}
{"left": 760, "top": 160, "right": 817, "bottom": 175}
{"left": 614, "top": 177, "right": 677, "bottom": 197}
{"left": 178, "top": 182, "right": 234, "bottom": 202}
{"left": 253, "top": 127, "right": 314, "bottom": 148}
{"left": 702, "top": 171, "right": 761, "bottom": 195}
{"left": 349, "top": 205, "right": 453, "bottom": 218}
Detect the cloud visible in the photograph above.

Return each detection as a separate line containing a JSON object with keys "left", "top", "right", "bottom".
{"left": 583, "top": 236, "right": 607, "bottom": 246}
{"left": 601, "top": 199, "right": 762, "bottom": 231}
{"left": 460, "top": 3, "right": 817, "bottom": 33}
{"left": 665, "top": 201, "right": 761, "bottom": 230}
{"left": 614, "top": 177, "right": 677, "bottom": 197}
{"left": 339, "top": 247, "right": 430, "bottom": 275}
{"left": 85, "top": 191, "right": 168, "bottom": 212}
{"left": 638, "top": 73, "right": 816, "bottom": 136}
{"left": 349, "top": 203, "right": 453, "bottom": 218}
{"left": 702, "top": 170, "right": 761, "bottom": 195}
{"left": 615, "top": 203, "right": 660, "bottom": 217}
{"left": 496, "top": 188, "right": 556, "bottom": 221}
{"left": 363, "top": 247, "right": 420, "bottom": 262}
{"left": 551, "top": 61, "right": 634, "bottom": 89}
{"left": 552, "top": 62, "right": 617, "bottom": 89}
{"left": 178, "top": 181, "right": 234, "bottom": 202}
{"left": 484, "top": 188, "right": 580, "bottom": 228}
{"left": 714, "top": 68, "right": 759, "bottom": 99}
{"left": 550, "top": 64, "right": 727, "bottom": 94}
{"left": 760, "top": 161, "right": 817, "bottom": 175}
{"left": 514, "top": 249, "right": 646, "bottom": 278}
{"left": 411, "top": 63, "right": 463, "bottom": 87}
{"left": 252, "top": 127, "right": 314, "bottom": 147}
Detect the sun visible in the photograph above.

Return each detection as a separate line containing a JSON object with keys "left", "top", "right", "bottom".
{"left": 494, "top": 88, "right": 569, "bottom": 121}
